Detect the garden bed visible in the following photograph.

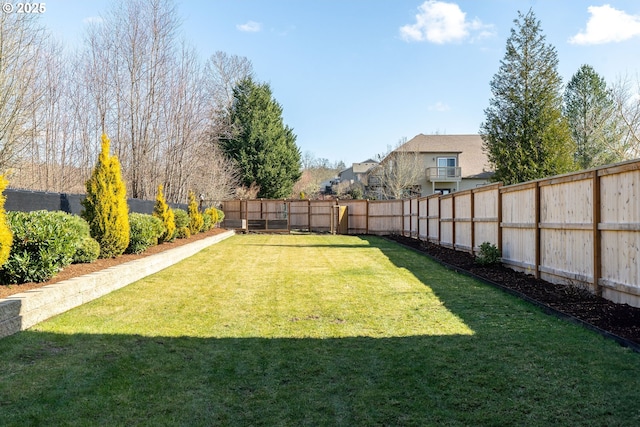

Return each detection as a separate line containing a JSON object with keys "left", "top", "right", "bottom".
{"left": 387, "top": 235, "right": 640, "bottom": 348}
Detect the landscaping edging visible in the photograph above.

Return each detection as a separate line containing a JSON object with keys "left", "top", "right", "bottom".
{"left": 0, "top": 230, "right": 235, "bottom": 339}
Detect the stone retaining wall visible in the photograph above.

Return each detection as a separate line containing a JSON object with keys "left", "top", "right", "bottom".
{"left": 0, "top": 230, "right": 235, "bottom": 339}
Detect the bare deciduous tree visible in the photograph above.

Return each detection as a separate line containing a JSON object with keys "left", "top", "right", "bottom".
{"left": 369, "top": 138, "right": 424, "bottom": 200}
{"left": 0, "top": 13, "right": 45, "bottom": 171}
{"left": 610, "top": 74, "right": 640, "bottom": 159}
{"left": 204, "top": 51, "right": 254, "bottom": 143}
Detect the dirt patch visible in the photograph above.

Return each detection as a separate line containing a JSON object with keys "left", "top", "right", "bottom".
{"left": 0, "top": 228, "right": 227, "bottom": 299}
{"left": 387, "top": 235, "right": 640, "bottom": 348}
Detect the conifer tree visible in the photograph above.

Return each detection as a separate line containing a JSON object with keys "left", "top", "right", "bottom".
{"left": 563, "top": 64, "right": 624, "bottom": 169}
{"left": 220, "top": 77, "right": 301, "bottom": 198}
{"left": 481, "top": 10, "right": 575, "bottom": 185}
{"left": 82, "top": 134, "right": 130, "bottom": 258}
{"left": 0, "top": 175, "right": 13, "bottom": 267}
{"left": 153, "top": 184, "right": 175, "bottom": 242}
{"left": 187, "top": 190, "right": 204, "bottom": 234}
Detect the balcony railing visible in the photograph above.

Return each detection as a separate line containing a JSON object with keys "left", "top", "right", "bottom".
{"left": 426, "top": 167, "right": 462, "bottom": 182}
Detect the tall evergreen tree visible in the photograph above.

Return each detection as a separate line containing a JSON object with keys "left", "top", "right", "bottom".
{"left": 81, "top": 134, "right": 130, "bottom": 258}
{"left": 481, "top": 10, "right": 575, "bottom": 185}
{"left": 221, "top": 77, "right": 301, "bottom": 199}
{"left": 563, "top": 64, "right": 624, "bottom": 169}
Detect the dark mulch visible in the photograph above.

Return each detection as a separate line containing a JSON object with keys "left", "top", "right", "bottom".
{"left": 387, "top": 234, "right": 640, "bottom": 349}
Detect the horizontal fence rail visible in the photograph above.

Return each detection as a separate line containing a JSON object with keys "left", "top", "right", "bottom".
{"left": 221, "top": 158, "right": 640, "bottom": 308}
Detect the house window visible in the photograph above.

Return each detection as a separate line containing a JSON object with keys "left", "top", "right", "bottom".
{"left": 437, "top": 157, "right": 456, "bottom": 178}
{"left": 435, "top": 188, "right": 451, "bottom": 195}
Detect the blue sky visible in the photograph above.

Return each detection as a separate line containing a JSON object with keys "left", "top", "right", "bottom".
{"left": 40, "top": 0, "right": 640, "bottom": 166}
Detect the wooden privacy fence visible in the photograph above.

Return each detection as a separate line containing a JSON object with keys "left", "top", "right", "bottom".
{"left": 221, "top": 159, "right": 640, "bottom": 308}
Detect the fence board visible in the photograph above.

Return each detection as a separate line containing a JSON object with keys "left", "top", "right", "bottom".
{"left": 289, "top": 200, "right": 310, "bottom": 230}
{"left": 427, "top": 195, "right": 440, "bottom": 243}
{"left": 440, "top": 196, "right": 454, "bottom": 248}
{"left": 368, "top": 200, "right": 402, "bottom": 235}
{"left": 418, "top": 197, "right": 429, "bottom": 241}
{"left": 473, "top": 184, "right": 500, "bottom": 251}
{"left": 341, "top": 200, "right": 368, "bottom": 234}
{"left": 500, "top": 184, "right": 537, "bottom": 273}
{"left": 309, "top": 200, "right": 335, "bottom": 232}
{"left": 454, "top": 191, "right": 472, "bottom": 252}
{"left": 539, "top": 176, "right": 594, "bottom": 289}
{"left": 599, "top": 167, "right": 640, "bottom": 305}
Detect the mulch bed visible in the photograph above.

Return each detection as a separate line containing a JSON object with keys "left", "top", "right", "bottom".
{"left": 387, "top": 234, "right": 640, "bottom": 350}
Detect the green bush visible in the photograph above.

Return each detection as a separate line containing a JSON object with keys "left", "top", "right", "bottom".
{"left": 216, "top": 208, "right": 224, "bottom": 224}
{"left": 475, "top": 242, "right": 501, "bottom": 266}
{"left": 202, "top": 212, "right": 213, "bottom": 231}
{"left": 0, "top": 211, "right": 88, "bottom": 283}
{"left": 175, "top": 226, "right": 191, "bottom": 239}
{"left": 173, "top": 209, "right": 189, "bottom": 239}
{"left": 74, "top": 237, "right": 101, "bottom": 263}
{"left": 126, "top": 213, "right": 165, "bottom": 254}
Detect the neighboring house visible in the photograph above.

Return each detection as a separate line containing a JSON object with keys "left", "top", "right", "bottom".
{"left": 338, "top": 159, "right": 379, "bottom": 185}
{"left": 319, "top": 159, "right": 379, "bottom": 196}
{"left": 369, "top": 134, "right": 493, "bottom": 197}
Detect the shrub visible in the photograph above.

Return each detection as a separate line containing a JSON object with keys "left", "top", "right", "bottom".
{"left": 175, "top": 226, "right": 191, "bottom": 239}
{"left": 204, "top": 207, "right": 218, "bottom": 225}
{"left": 126, "top": 213, "right": 165, "bottom": 254}
{"left": 187, "top": 190, "right": 204, "bottom": 234}
{"left": 475, "top": 242, "right": 501, "bottom": 266}
{"left": 82, "top": 133, "right": 130, "bottom": 258}
{"left": 62, "top": 214, "right": 100, "bottom": 264}
{"left": 0, "top": 211, "right": 87, "bottom": 283}
{"left": 0, "top": 175, "right": 13, "bottom": 267}
{"left": 153, "top": 184, "right": 175, "bottom": 243}
{"left": 173, "top": 209, "right": 190, "bottom": 239}
{"left": 216, "top": 208, "right": 224, "bottom": 224}
{"left": 202, "top": 212, "right": 212, "bottom": 231}
{"left": 74, "top": 237, "right": 101, "bottom": 264}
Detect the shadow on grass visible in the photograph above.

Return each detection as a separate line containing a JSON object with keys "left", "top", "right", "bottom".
{"left": 3, "top": 330, "right": 639, "bottom": 426}
{"left": 2, "top": 235, "right": 640, "bottom": 425}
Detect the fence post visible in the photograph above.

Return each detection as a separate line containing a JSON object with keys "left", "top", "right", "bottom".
{"left": 365, "top": 200, "right": 369, "bottom": 235}
{"left": 470, "top": 190, "right": 475, "bottom": 255}
{"left": 592, "top": 170, "right": 602, "bottom": 296}
{"left": 452, "top": 194, "right": 456, "bottom": 250}
{"left": 497, "top": 185, "right": 503, "bottom": 253}
{"left": 416, "top": 197, "right": 420, "bottom": 240}
{"left": 534, "top": 182, "right": 541, "bottom": 279}
{"left": 438, "top": 195, "right": 442, "bottom": 246}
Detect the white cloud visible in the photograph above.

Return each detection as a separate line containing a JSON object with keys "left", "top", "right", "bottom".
{"left": 569, "top": 4, "right": 640, "bottom": 45}
{"left": 400, "top": 1, "right": 494, "bottom": 44}
{"left": 429, "top": 102, "right": 451, "bottom": 112}
{"left": 236, "top": 20, "right": 262, "bottom": 33}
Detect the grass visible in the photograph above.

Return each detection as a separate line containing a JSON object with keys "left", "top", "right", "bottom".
{"left": 1, "top": 234, "right": 640, "bottom": 426}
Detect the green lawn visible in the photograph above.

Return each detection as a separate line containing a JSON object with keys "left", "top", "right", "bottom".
{"left": 1, "top": 234, "right": 639, "bottom": 426}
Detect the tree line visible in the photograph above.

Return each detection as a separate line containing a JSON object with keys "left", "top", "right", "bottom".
{"left": 482, "top": 10, "right": 640, "bottom": 186}
{"left": 0, "top": 0, "right": 301, "bottom": 203}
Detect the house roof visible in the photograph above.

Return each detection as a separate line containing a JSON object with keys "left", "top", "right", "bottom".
{"left": 395, "top": 134, "right": 493, "bottom": 179}
{"left": 352, "top": 160, "right": 378, "bottom": 174}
